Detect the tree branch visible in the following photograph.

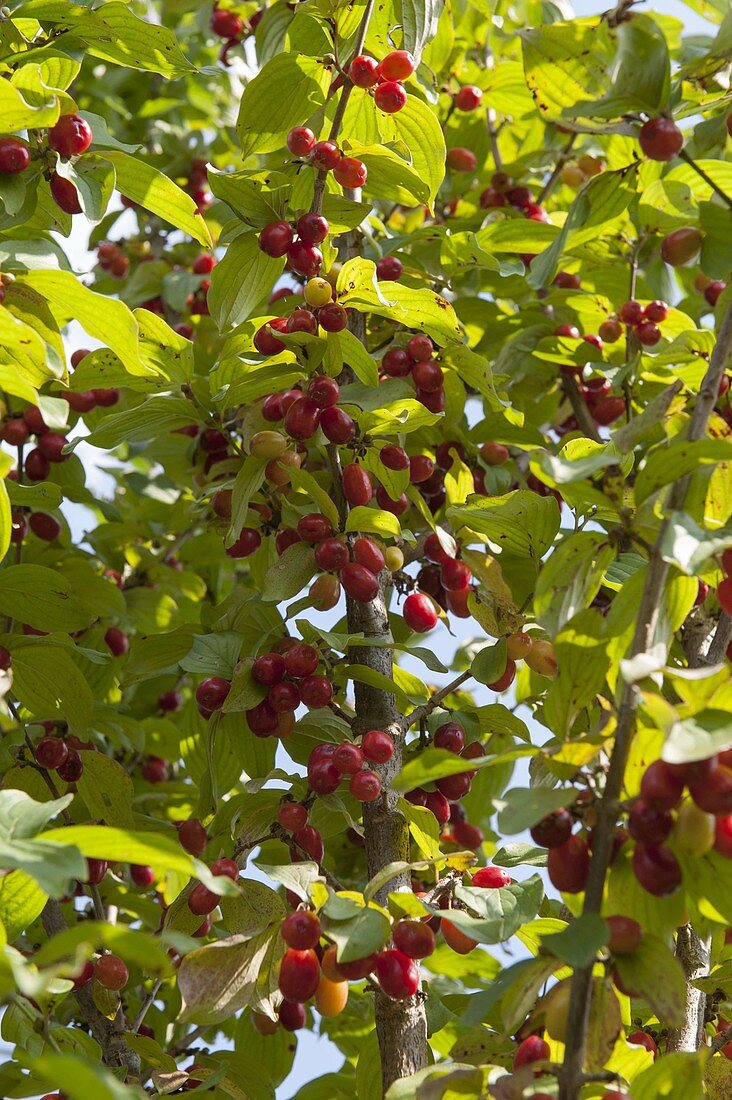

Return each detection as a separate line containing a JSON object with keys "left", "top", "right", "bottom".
{"left": 537, "top": 133, "right": 577, "bottom": 205}
{"left": 562, "top": 374, "right": 603, "bottom": 443}
{"left": 559, "top": 295, "right": 732, "bottom": 1100}
{"left": 400, "top": 670, "right": 473, "bottom": 732}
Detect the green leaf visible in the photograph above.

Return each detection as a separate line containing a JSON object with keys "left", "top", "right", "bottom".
{"left": 0, "top": 836, "right": 85, "bottom": 897}
{"left": 659, "top": 512, "right": 732, "bottom": 575}
{"left": 631, "top": 1053, "right": 705, "bottom": 1100}
{"left": 75, "top": 752, "right": 134, "bottom": 828}
{"left": 449, "top": 491, "right": 560, "bottom": 560}
{"left": 104, "top": 150, "right": 211, "bottom": 246}
{"left": 397, "top": 0, "right": 441, "bottom": 63}
{"left": 178, "top": 926, "right": 284, "bottom": 1023}
{"left": 0, "top": 566, "right": 96, "bottom": 632}
{"left": 34, "top": 919, "right": 172, "bottom": 976}
{"left": 0, "top": 789, "right": 73, "bottom": 839}
{"left": 435, "top": 874, "right": 544, "bottom": 945}
{"left": 496, "top": 787, "right": 577, "bottom": 834}
{"left": 208, "top": 233, "right": 284, "bottom": 330}
{"left": 493, "top": 843, "right": 547, "bottom": 868}
{"left": 662, "top": 709, "right": 732, "bottom": 766}
{"left": 0, "top": 868, "right": 47, "bottom": 940}
{"left": 237, "top": 55, "right": 330, "bottom": 157}
{"left": 534, "top": 532, "right": 616, "bottom": 636}
{"left": 338, "top": 262, "right": 461, "bottom": 346}
{"left": 635, "top": 438, "right": 732, "bottom": 505}
{"left": 613, "top": 933, "right": 687, "bottom": 1027}
{"left": 10, "top": 643, "right": 93, "bottom": 731}
{"left": 539, "top": 914, "right": 608, "bottom": 967}
{"left": 288, "top": 465, "right": 341, "bottom": 528}
{"left": 345, "top": 506, "right": 401, "bottom": 538}
{"left": 261, "top": 542, "right": 317, "bottom": 603}
{"left": 470, "top": 639, "right": 507, "bottom": 687}
{"left": 86, "top": 396, "right": 195, "bottom": 448}
{"left": 22, "top": 271, "right": 142, "bottom": 376}
{"left": 19, "top": 1050, "right": 146, "bottom": 1100}
{"left": 19, "top": 0, "right": 195, "bottom": 77}
{"left": 335, "top": 328, "right": 378, "bottom": 387}
{"left": 321, "top": 892, "right": 391, "bottom": 962}
{"left": 378, "top": 96, "right": 446, "bottom": 208}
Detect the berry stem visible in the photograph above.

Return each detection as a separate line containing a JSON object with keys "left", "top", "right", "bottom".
{"left": 559, "top": 294, "right": 732, "bottom": 1100}
{"left": 678, "top": 148, "right": 732, "bottom": 211}
{"left": 310, "top": 0, "right": 377, "bottom": 214}
{"left": 400, "top": 669, "right": 472, "bottom": 732}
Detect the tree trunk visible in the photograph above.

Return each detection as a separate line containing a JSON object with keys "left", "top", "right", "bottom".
{"left": 666, "top": 926, "right": 710, "bottom": 1053}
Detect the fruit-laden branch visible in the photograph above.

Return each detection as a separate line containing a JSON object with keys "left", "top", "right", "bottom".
{"left": 559, "top": 294, "right": 732, "bottom": 1100}
{"left": 41, "top": 898, "right": 141, "bottom": 1078}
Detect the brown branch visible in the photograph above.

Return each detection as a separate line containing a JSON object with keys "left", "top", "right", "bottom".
{"left": 711, "top": 1023, "right": 732, "bottom": 1054}
{"left": 400, "top": 670, "right": 472, "bottom": 732}
{"left": 706, "top": 612, "right": 732, "bottom": 664}
{"left": 559, "top": 295, "right": 732, "bottom": 1100}
{"left": 666, "top": 926, "right": 711, "bottom": 1053}
{"left": 562, "top": 374, "right": 603, "bottom": 443}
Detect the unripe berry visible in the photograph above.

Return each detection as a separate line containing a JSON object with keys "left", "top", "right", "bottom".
{"left": 304, "top": 277, "right": 333, "bottom": 308}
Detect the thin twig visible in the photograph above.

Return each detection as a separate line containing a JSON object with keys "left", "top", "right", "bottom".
{"left": 679, "top": 149, "right": 732, "bottom": 211}
{"left": 706, "top": 613, "right": 732, "bottom": 664}
{"left": 131, "top": 978, "right": 163, "bottom": 1033}
{"left": 400, "top": 670, "right": 472, "bottom": 732}
{"left": 562, "top": 375, "right": 603, "bottom": 443}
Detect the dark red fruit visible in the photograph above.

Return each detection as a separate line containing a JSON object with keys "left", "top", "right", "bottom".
{"left": 341, "top": 562, "right": 379, "bottom": 602}
{"left": 50, "top": 173, "right": 82, "bottom": 213}
{"left": 188, "top": 883, "right": 220, "bottom": 916}
{"left": 291, "top": 824, "right": 324, "bottom": 863}
{"left": 35, "top": 737, "right": 68, "bottom": 770}
{"left": 513, "top": 1035, "right": 549, "bottom": 1069}
{"left": 24, "top": 449, "right": 51, "bottom": 481}
{"left": 195, "top": 676, "right": 230, "bottom": 711}
{"left": 279, "top": 947, "right": 320, "bottom": 1001}
{"left": 350, "top": 769, "right": 381, "bottom": 801}
{"left": 376, "top": 256, "right": 403, "bottom": 280}
{"left": 333, "top": 742, "right": 365, "bottom": 774}
{"left": 284, "top": 396, "right": 321, "bottom": 440}
{"left": 29, "top": 513, "right": 61, "bottom": 541}
{"left": 342, "top": 463, "right": 373, "bottom": 505}
{"left": 454, "top": 85, "right": 482, "bottom": 111}
{"left": 403, "top": 592, "right": 438, "bottom": 633}
{"left": 382, "top": 348, "right": 411, "bottom": 376}
{"left": 393, "top": 920, "right": 435, "bottom": 959}
{"left": 279, "top": 999, "right": 306, "bottom": 1030}
{"left": 94, "top": 954, "right": 128, "bottom": 991}
{"left": 287, "top": 127, "right": 316, "bottom": 157}
{"left": 0, "top": 137, "right": 31, "bottom": 174}
{"left": 310, "top": 141, "right": 340, "bottom": 171}
{"left": 104, "top": 626, "right": 129, "bottom": 656}
{"left": 606, "top": 915, "right": 643, "bottom": 954}
{"left": 375, "top": 949, "right": 419, "bottom": 999}
{"left": 277, "top": 802, "right": 308, "bottom": 831}
{"left": 374, "top": 81, "right": 408, "bottom": 114}
{"left": 640, "top": 760, "right": 684, "bottom": 810}
{"left": 57, "top": 748, "right": 83, "bottom": 782}
{"left": 308, "top": 375, "right": 339, "bottom": 408}
{"left": 296, "top": 212, "right": 329, "bottom": 245}
{"left": 178, "top": 819, "right": 208, "bottom": 856}
{"left": 288, "top": 241, "right": 323, "bottom": 277}
{"left": 48, "top": 113, "right": 93, "bottom": 157}
{"left": 628, "top": 800, "right": 673, "bottom": 844}
{"left": 283, "top": 642, "right": 319, "bottom": 678}
{"left": 530, "top": 809, "right": 572, "bottom": 849}
{"left": 130, "top": 864, "right": 155, "bottom": 888}
{"left": 639, "top": 117, "right": 683, "bottom": 161}
{"left": 353, "top": 536, "right": 385, "bottom": 575}
{"left": 281, "top": 910, "right": 321, "bottom": 949}
{"left": 547, "top": 835, "right": 590, "bottom": 893}
{"left": 348, "top": 54, "right": 379, "bottom": 87}
{"left": 631, "top": 842, "right": 682, "bottom": 896}
{"left": 362, "top": 729, "right": 394, "bottom": 763}
{"left": 299, "top": 674, "right": 333, "bottom": 707}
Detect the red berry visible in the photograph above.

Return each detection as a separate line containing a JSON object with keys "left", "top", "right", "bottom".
{"left": 226, "top": 527, "right": 261, "bottom": 558}
{"left": 259, "top": 220, "right": 294, "bottom": 257}
{"left": 353, "top": 536, "right": 385, "bottom": 575}
{"left": 593, "top": 396, "right": 626, "bottom": 425}
{"left": 210, "top": 7, "right": 244, "bottom": 37}
{"left": 288, "top": 241, "right": 323, "bottom": 277}
{"left": 105, "top": 626, "right": 129, "bottom": 656}
{"left": 350, "top": 769, "right": 381, "bottom": 801}
{"left": 334, "top": 157, "right": 368, "bottom": 188}
{"left": 188, "top": 882, "right": 220, "bottom": 916}
{"left": 382, "top": 347, "right": 411, "bottom": 376}
{"left": 446, "top": 147, "right": 477, "bottom": 172}
{"left": 434, "top": 722, "right": 465, "bottom": 753}
{"left": 130, "top": 864, "right": 155, "bottom": 888}
{"left": 83, "top": 858, "right": 108, "bottom": 884}
{"left": 278, "top": 802, "right": 309, "bottom": 831}
{"left": 472, "top": 866, "right": 511, "bottom": 888}
{"left": 403, "top": 592, "right": 438, "bottom": 633}
{"left": 440, "top": 559, "right": 471, "bottom": 591}
{"left": 279, "top": 947, "right": 320, "bottom": 1001}
{"left": 530, "top": 809, "right": 572, "bottom": 849}
{"left": 299, "top": 674, "right": 333, "bottom": 707}
{"left": 705, "top": 280, "right": 726, "bottom": 306}
{"left": 283, "top": 643, "right": 319, "bottom": 678}
{"left": 24, "top": 448, "right": 50, "bottom": 481}
{"left": 310, "top": 141, "right": 340, "bottom": 171}
{"left": 94, "top": 954, "right": 128, "bottom": 991}
{"left": 598, "top": 319, "right": 622, "bottom": 343}
{"left": 287, "top": 127, "right": 316, "bottom": 157}
{"left": 374, "top": 81, "right": 408, "bottom": 114}
{"left": 349, "top": 55, "right": 379, "bottom": 87}
{"left": 661, "top": 226, "right": 702, "bottom": 266}
{"left": 342, "top": 463, "right": 373, "bottom": 505}
{"left": 644, "top": 300, "right": 668, "bottom": 323}
{"left": 268, "top": 681, "right": 300, "bottom": 712}
{"left": 547, "top": 835, "right": 590, "bottom": 893}
{"left": 320, "top": 405, "right": 355, "bottom": 443}
{"left": 639, "top": 117, "right": 683, "bottom": 161}
{"left": 636, "top": 321, "right": 661, "bottom": 346}
{"left": 48, "top": 114, "right": 93, "bottom": 157}
{"left": 452, "top": 821, "right": 484, "bottom": 849}
{"left": 340, "top": 562, "right": 380, "bottom": 602}
{"left": 284, "top": 396, "right": 321, "bottom": 440}
{"left": 279, "top": 999, "right": 306, "bottom": 1030}
{"left": 513, "top": 1035, "right": 549, "bottom": 1070}
{"left": 375, "top": 949, "right": 419, "bottom": 999}
{"left": 412, "top": 359, "right": 443, "bottom": 392}
{"left": 333, "top": 742, "right": 365, "bottom": 774}
{"left": 0, "top": 137, "right": 31, "bottom": 174}
{"left": 362, "top": 729, "right": 394, "bottom": 763}
{"left": 479, "top": 186, "right": 506, "bottom": 208}
{"left": 291, "top": 824, "right": 324, "bottom": 862}
{"left": 178, "top": 819, "right": 208, "bottom": 856}
{"left": 393, "top": 920, "right": 435, "bottom": 959}
{"left": 281, "top": 910, "right": 321, "bottom": 949}
{"left": 246, "top": 699, "right": 278, "bottom": 734}
{"left": 318, "top": 303, "right": 348, "bottom": 332}
{"left": 195, "top": 676, "right": 230, "bottom": 710}
{"left": 714, "top": 815, "right": 732, "bottom": 858}
{"left": 296, "top": 212, "right": 329, "bottom": 245}
{"left": 640, "top": 759, "right": 684, "bottom": 810}
{"left": 255, "top": 318, "right": 288, "bottom": 356}
{"left": 554, "top": 271, "right": 581, "bottom": 289}
{"left": 141, "top": 756, "right": 167, "bottom": 783}
{"left": 377, "top": 51, "right": 415, "bottom": 81}
{"left": 35, "top": 737, "right": 69, "bottom": 770}
{"left": 193, "top": 253, "right": 216, "bottom": 274}
{"left": 57, "top": 749, "right": 83, "bottom": 782}
{"left": 619, "top": 299, "right": 644, "bottom": 325}
{"left": 50, "top": 173, "right": 81, "bottom": 213}
{"left": 631, "top": 842, "right": 682, "bottom": 896}
{"left": 29, "top": 513, "right": 61, "bottom": 542}
{"left": 454, "top": 85, "right": 482, "bottom": 111}
{"left": 689, "top": 763, "right": 732, "bottom": 814}
{"left": 376, "top": 256, "right": 403, "bottom": 280}
{"left": 628, "top": 800, "right": 673, "bottom": 844}
{"left": 2, "top": 418, "right": 30, "bottom": 446}
{"left": 605, "top": 915, "right": 643, "bottom": 954}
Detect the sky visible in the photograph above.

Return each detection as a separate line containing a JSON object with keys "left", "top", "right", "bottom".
{"left": 4, "top": 0, "right": 720, "bottom": 1095}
